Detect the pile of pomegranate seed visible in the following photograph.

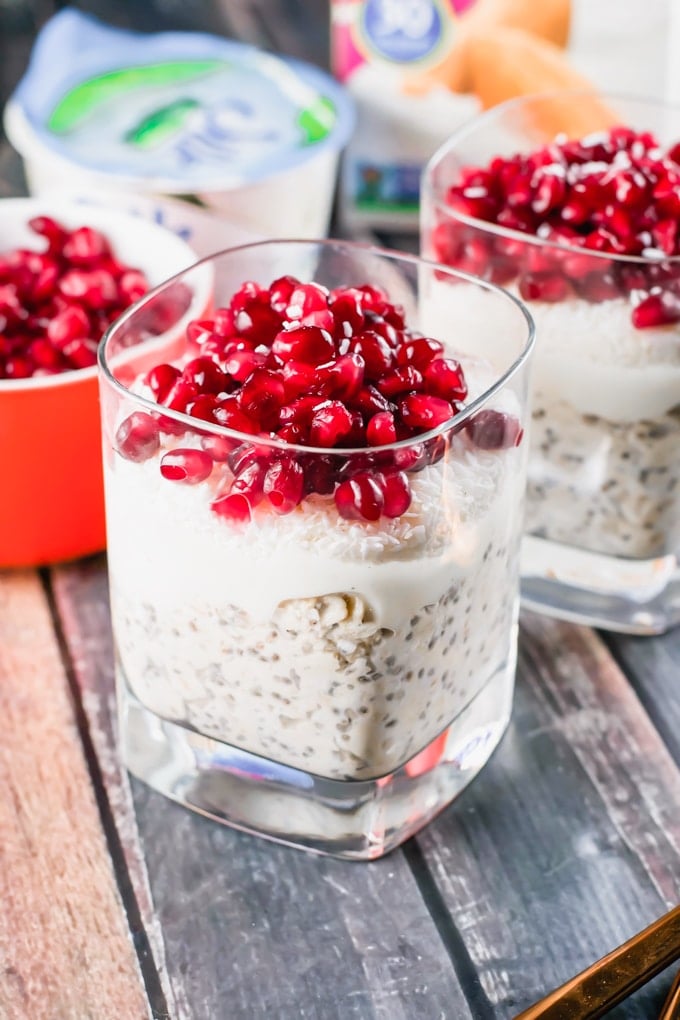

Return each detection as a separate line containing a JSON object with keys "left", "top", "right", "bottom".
{"left": 431, "top": 126, "right": 680, "bottom": 328}
{"left": 0, "top": 215, "right": 149, "bottom": 379}
{"left": 116, "top": 276, "right": 523, "bottom": 523}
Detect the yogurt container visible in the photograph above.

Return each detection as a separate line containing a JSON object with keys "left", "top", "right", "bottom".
{"left": 4, "top": 10, "right": 355, "bottom": 253}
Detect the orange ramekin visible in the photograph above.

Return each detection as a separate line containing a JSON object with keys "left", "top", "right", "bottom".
{"left": 0, "top": 198, "right": 201, "bottom": 567}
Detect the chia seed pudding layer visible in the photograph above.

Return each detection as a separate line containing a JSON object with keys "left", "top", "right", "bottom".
{"left": 105, "top": 394, "right": 524, "bottom": 781}
{"left": 526, "top": 296, "right": 680, "bottom": 559}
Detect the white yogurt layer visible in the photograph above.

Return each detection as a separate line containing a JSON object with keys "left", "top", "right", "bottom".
{"left": 105, "top": 361, "right": 525, "bottom": 781}
{"left": 421, "top": 276, "right": 680, "bottom": 422}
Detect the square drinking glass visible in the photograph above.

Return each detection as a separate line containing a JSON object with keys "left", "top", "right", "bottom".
{"left": 99, "top": 239, "right": 534, "bottom": 858}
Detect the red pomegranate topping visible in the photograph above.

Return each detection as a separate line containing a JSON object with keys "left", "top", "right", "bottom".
{"left": 431, "top": 126, "right": 680, "bottom": 329}
{"left": 465, "top": 410, "right": 523, "bottom": 450}
{"left": 263, "top": 458, "right": 305, "bottom": 514}
{"left": 335, "top": 473, "right": 384, "bottom": 521}
{"left": 379, "top": 471, "right": 412, "bottom": 517}
{"left": 0, "top": 215, "right": 149, "bottom": 379}
{"left": 124, "top": 276, "right": 522, "bottom": 522}
{"left": 115, "top": 412, "right": 160, "bottom": 462}
{"left": 160, "top": 449, "right": 213, "bottom": 484}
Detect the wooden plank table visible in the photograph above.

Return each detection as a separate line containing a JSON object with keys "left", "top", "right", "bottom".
{"left": 1, "top": 3, "right": 679, "bottom": 1018}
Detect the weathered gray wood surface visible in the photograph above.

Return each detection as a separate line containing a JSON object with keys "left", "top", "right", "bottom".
{"left": 49, "top": 559, "right": 680, "bottom": 1020}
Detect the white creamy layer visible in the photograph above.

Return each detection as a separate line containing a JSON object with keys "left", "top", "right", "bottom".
{"left": 105, "top": 432, "right": 516, "bottom": 630}
{"left": 421, "top": 276, "right": 680, "bottom": 422}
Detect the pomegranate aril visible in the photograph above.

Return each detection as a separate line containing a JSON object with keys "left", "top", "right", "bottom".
{"left": 188, "top": 318, "right": 221, "bottom": 344}
{"left": 378, "top": 471, "right": 412, "bottom": 517}
{"left": 46, "top": 305, "right": 91, "bottom": 347}
{"left": 232, "top": 460, "right": 266, "bottom": 505}
{"left": 531, "top": 172, "right": 566, "bottom": 215}
{"left": 351, "top": 385, "right": 393, "bottom": 418}
{"left": 349, "top": 330, "right": 393, "bottom": 379}
{"left": 399, "top": 393, "right": 454, "bottom": 430}
{"left": 302, "top": 453, "right": 338, "bottom": 494}
{"left": 234, "top": 295, "right": 282, "bottom": 343}
{"left": 631, "top": 292, "right": 680, "bottom": 328}
{"left": 31, "top": 262, "right": 60, "bottom": 301}
{"left": 119, "top": 269, "right": 148, "bottom": 304}
{"left": 329, "top": 289, "right": 365, "bottom": 336}
{"left": 213, "top": 398, "right": 259, "bottom": 435}
{"left": 185, "top": 394, "right": 219, "bottom": 422}
{"left": 315, "top": 353, "right": 365, "bottom": 400}
{"left": 116, "top": 412, "right": 160, "bottom": 462}
{"left": 164, "top": 377, "right": 198, "bottom": 412}
{"left": 160, "top": 448, "right": 213, "bottom": 483}
{"left": 58, "top": 268, "right": 118, "bottom": 309}
{"left": 62, "top": 226, "right": 111, "bottom": 265}
{"left": 62, "top": 337, "right": 98, "bottom": 368}
{"left": 334, "top": 473, "right": 384, "bottom": 522}
{"left": 423, "top": 357, "right": 468, "bottom": 401}
{"left": 211, "top": 491, "right": 253, "bottom": 523}
{"left": 224, "top": 348, "right": 267, "bottom": 383}
{"left": 395, "top": 336, "right": 445, "bottom": 370}
{"left": 28, "top": 215, "right": 67, "bottom": 251}
{"left": 0, "top": 284, "right": 23, "bottom": 320}
{"left": 271, "top": 324, "right": 335, "bottom": 365}
{"left": 575, "top": 271, "right": 620, "bottom": 302}
{"left": 264, "top": 458, "right": 305, "bottom": 513}
{"left": 466, "top": 410, "right": 522, "bottom": 449}
{"left": 146, "top": 362, "right": 181, "bottom": 402}
{"left": 309, "top": 400, "right": 355, "bottom": 447}
{"left": 201, "top": 434, "right": 238, "bottom": 461}
{"left": 28, "top": 337, "right": 63, "bottom": 370}
{"left": 227, "top": 442, "right": 268, "bottom": 477}
{"left": 366, "top": 411, "right": 397, "bottom": 446}
{"left": 284, "top": 282, "right": 329, "bottom": 320}
{"left": 3, "top": 355, "right": 32, "bottom": 378}
{"left": 279, "top": 395, "right": 324, "bottom": 427}
{"left": 276, "top": 422, "right": 308, "bottom": 445}
{"left": 268, "top": 275, "right": 298, "bottom": 315}
{"left": 182, "top": 356, "right": 228, "bottom": 394}
{"left": 519, "top": 272, "right": 570, "bottom": 302}
{"left": 377, "top": 365, "right": 423, "bottom": 397}
{"left": 281, "top": 359, "right": 318, "bottom": 398}
{"left": 238, "top": 368, "right": 286, "bottom": 427}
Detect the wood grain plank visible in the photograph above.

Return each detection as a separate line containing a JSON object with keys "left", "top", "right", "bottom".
{"left": 605, "top": 628, "right": 680, "bottom": 769}
{"left": 53, "top": 558, "right": 470, "bottom": 1020}
{"left": 131, "top": 780, "right": 469, "bottom": 1020}
{"left": 412, "top": 613, "right": 680, "bottom": 1018}
{"left": 51, "top": 559, "right": 175, "bottom": 1020}
{"left": 0, "top": 571, "right": 150, "bottom": 1020}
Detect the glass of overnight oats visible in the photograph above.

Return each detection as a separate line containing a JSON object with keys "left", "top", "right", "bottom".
{"left": 98, "top": 239, "right": 534, "bottom": 859}
{"left": 422, "top": 93, "right": 680, "bottom": 635}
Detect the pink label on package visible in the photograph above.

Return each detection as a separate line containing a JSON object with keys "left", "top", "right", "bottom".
{"left": 332, "top": 0, "right": 478, "bottom": 80}
{"left": 331, "top": 0, "right": 482, "bottom": 224}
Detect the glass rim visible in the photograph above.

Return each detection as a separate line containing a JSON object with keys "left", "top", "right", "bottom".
{"left": 422, "top": 88, "right": 680, "bottom": 267}
{"left": 98, "top": 236, "right": 535, "bottom": 457}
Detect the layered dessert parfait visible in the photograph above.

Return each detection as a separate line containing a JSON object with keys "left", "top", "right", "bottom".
{"left": 423, "top": 118, "right": 680, "bottom": 565}
{"left": 102, "top": 261, "right": 529, "bottom": 786}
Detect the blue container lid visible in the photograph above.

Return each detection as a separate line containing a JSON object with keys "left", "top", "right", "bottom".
{"left": 7, "top": 9, "right": 355, "bottom": 192}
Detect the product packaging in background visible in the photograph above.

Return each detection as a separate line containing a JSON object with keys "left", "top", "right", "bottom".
{"left": 5, "top": 9, "right": 355, "bottom": 255}
{"left": 331, "top": 0, "right": 576, "bottom": 231}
